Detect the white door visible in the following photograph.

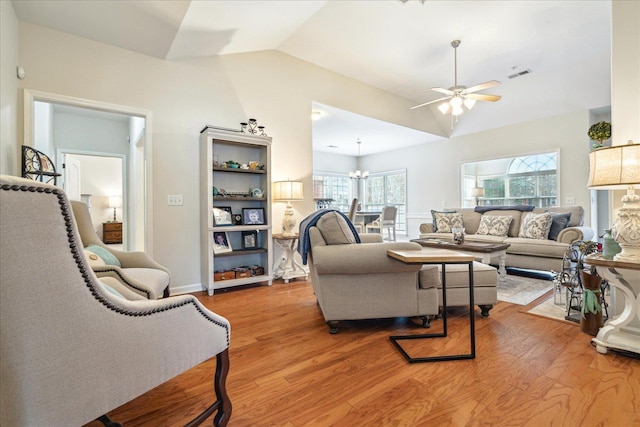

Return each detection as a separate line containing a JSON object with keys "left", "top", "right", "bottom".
{"left": 63, "top": 154, "right": 82, "bottom": 201}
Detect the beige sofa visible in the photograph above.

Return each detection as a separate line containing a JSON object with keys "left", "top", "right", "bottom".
{"left": 419, "top": 206, "right": 594, "bottom": 272}
{"left": 304, "top": 211, "right": 498, "bottom": 333}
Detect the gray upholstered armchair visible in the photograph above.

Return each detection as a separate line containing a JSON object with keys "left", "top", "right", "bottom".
{"left": 71, "top": 200, "right": 171, "bottom": 299}
{"left": 0, "top": 175, "right": 231, "bottom": 426}
{"left": 304, "top": 211, "right": 440, "bottom": 333}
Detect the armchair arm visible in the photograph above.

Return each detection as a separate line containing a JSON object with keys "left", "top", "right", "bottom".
{"left": 419, "top": 223, "right": 434, "bottom": 234}
{"left": 312, "top": 242, "right": 422, "bottom": 275}
{"left": 107, "top": 248, "right": 170, "bottom": 273}
{"left": 359, "top": 233, "right": 384, "bottom": 243}
{"left": 556, "top": 226, "right": 594, "bottom": 244}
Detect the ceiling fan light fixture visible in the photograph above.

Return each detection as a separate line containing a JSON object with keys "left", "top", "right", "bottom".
{"left": 463, "top": 98, "right": 476, "bottom": 110}
{"left": 450, "top": 96, "right": 463, "bottom": 108}
{"left": 452, "top": 106, "right": 464, "bottom": 116}
{"left": 438, "top": 102, "right": 451, "bottom": 114}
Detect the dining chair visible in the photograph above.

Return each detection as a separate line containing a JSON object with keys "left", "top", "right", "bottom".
{"left": 365, "top": 206, "right": 398, "bottom": 241}
{"left": 347, "top": 198, "right": 363, "bottom": 233}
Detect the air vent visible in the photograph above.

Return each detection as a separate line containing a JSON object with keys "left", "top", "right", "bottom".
{"left": 508, "top": 69, "right": 533, "bottom": 79}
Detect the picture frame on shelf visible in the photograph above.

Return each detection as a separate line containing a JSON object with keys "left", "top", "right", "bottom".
{"left": 213, "top": 232, "right": 232, "bottom": 254}
{"left": 242, "top": 207, "right": 265, "bottom": 225}
{"left": 213, "top": 206, "right": 233, "bottom": 226}
{"left": 242, "top": 230, "right": 258, "bottom": 250}
{"left": 232, "top": 213, "right": 243, "bottom": 225}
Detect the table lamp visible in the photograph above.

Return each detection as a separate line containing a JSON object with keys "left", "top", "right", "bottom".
{"left": 273, "top": 180, "right": 304, "bottom": 236}
{"left": 108, "top": 195, "right": 121, "bottom": 222}
{"left": 587, "top": 140, "right": 640, "bottom": 262}
{"left": 471, "top": 187, "right": 484, "bottom": 206}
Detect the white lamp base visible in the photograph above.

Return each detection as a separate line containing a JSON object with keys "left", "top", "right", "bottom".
{"left": 612, "top": 189, "right": 640, "bottom": 263}
{"left": 281, "top": 202, "right": 297, "bottom": 237}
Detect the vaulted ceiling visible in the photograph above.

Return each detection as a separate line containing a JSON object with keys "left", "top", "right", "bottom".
{"left": 12, "top": 0, "right": 612, "bottom": 156}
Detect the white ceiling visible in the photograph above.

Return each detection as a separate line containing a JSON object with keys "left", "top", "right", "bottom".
{"left": 12, "top": 0, "right": 612, "bottom": 157}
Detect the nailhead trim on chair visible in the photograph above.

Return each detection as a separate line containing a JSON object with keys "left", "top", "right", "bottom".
{"left": 1, "top": 183, "right": 230, "bottom": 344}
{"left": 95, "top": 268, "right": 152, "bottom": 299}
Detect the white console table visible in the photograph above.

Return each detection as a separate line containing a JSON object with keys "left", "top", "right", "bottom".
{"left": 586, "top": 254, "right": 640, "bottom": 356}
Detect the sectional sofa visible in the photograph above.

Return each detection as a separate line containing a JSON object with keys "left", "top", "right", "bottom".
{"left": 419, "top": 206, "right": 594, "bottom": 272}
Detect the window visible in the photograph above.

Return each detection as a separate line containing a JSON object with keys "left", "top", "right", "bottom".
{"left": 312, "top": 173, "right": 352, "bottom": 212}
{"left": 364, "top": 169, "right": 407, "bottom": 233}
{"left": 462, "top": 152, "right": 558, "bottom": 208}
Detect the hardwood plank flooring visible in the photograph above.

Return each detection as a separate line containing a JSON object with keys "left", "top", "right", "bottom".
{"left": 85, "top": 279, "right": 639, "bottom": 427}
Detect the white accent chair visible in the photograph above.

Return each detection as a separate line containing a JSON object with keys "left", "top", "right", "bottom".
{"left": 365, "top": 206, "right": 398, "bottom": 241}
{"left": 71, "top": 200, "right": 171, "bottom": 299}
{"left": 0, "top": 175, "right": 231, "bottom": 427}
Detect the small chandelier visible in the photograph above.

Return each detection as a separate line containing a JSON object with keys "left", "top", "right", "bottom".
{"left": 349, "top": 139, "right": 369, "bottom": 180}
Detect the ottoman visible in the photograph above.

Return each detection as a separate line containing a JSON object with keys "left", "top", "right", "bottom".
{"left": 419, "top": 261, "right": 498, "bottom": 317}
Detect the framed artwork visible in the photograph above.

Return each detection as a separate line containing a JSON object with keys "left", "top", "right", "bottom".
{"left": 242, "top": 230, "right": 258, "bottom": 250}
{"left": 212, "top": 206, "right": 233, "bottom": 226}
{"left": 232, "top": 213, "right": 243, "bottom": 225}
{"left": 242, "top": 208, "right": 265, "bottom": 225}
{"left": 213, "top": 232, "right": 232, "bottom": 254}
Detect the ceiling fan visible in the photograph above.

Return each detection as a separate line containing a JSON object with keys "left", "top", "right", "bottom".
{"left": 411, "top": 40, "right": 501, "bottom": 115}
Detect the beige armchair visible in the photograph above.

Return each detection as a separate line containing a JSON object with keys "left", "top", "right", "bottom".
{"left": 71, "top": 200, "right": 171, "bottom": 299}
{"left": 305, "top": 211, "right": 439, "bottom": 333}
{"left": 0, "top": 175, "right": 231, "bottom": 426}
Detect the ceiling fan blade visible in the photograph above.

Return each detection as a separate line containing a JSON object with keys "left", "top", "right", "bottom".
{"left": 430, "top": 87, "right": 454, "bottom": 96}
{"left": 410, "top": 96, "right": 452, "bottom": 110}
{"left": 465, "top": 93, "right": 502, "bottom": 102}
{"left": 463, "top": 80, "right": 500, "bottom": 94}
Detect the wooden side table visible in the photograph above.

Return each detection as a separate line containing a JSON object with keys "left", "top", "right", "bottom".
{"left": 272, "top": 233, "right": 308, "bottom": 283}
{"left": 103, "top": 222, "right": 122, "bottom": 244}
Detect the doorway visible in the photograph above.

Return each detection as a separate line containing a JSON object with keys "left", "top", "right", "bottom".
{"left": 23, "top": 89, "right": 154, "bottom": 254}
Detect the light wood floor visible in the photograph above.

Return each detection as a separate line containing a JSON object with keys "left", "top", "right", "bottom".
{"left": 88, "top": 278, "right": 639, "bottom": 427}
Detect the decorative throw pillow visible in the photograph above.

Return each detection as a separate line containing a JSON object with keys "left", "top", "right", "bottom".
{"left": 432, "top": 211, "right": 463, "bottom": 233}
{"left": 519, "top": 212, "right": 553, "bottom": 240}
{"left": 548, "top": 212, "right": 572, "bottom": 240}
{"left": 476, "top": 215, "right": 513, "bottom": 237}
{"left": 84, "top": 250, "right": 106, "bottom": 267}
{"left": 316, "top": 212, "right": 357, "bottom": 245}
{"left": 431, "top": 210, "right": 456, "bottom": 232}
{"left": 84, "top": 244, "right": 121, "bottom": 267}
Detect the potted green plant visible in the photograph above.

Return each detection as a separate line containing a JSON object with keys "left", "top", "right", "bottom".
{"left": 588, "top": 121, "right": 611, "bottom": 150}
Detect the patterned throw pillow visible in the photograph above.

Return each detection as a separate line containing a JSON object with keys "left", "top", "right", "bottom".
{"left": 519, "top": 212, "right": 553, "bottom": 239}
{"left": 433, "top": 212, "right": 464, "bottom": 233}
{"left": 476, "top": 215, "right": 513, "bottom": 237}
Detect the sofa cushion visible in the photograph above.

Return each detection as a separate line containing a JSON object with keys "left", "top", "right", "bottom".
{"left": 518, "top": 212, "right": 553, "bottom": 239}
{"left": 418, "top": 265, "right": 439, "bottom": 289}
{"left": 482, "top": 210, "right": 525, "bottom": 237}
{"left": 476, "top": 215, "right": 513, "bottom": 237}
{"left": 504, "top": 237, "right": 569, "bottom": 259}
{"left": 533, "top": 206, "right": 584, "bottom": 227}
{"left": 435, "top": 262, "right": 498, "bottom": 288}
{"left": 548, "top": 212, "right": 572, "bottom": 240}
{"left": 316, "top": 212, "right": 357, "bottom": 245}
{"left": 432, "top": 211, "right": 464, "bottom": 233}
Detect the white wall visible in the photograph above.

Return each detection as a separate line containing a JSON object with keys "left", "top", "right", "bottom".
{"left": 0, "top": 1, "right": 19, "bottom": 176}
{"left": 363, "top": 110, "right": 592, "bottom": 238}
{"left": 14, "top": 22, "right": 439, "bottom": 291}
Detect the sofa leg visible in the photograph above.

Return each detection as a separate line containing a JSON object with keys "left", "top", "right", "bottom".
{"left": 479, "top": 304, "right": 493, "bottom": 317}
{"left": 419, "top": 316, "right": 432, "bottom": 328}
{"left": 327, "top": 321, "right": 339, "bottom": 334}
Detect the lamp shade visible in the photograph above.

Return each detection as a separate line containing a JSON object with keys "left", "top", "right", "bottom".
{"left": 471, "top": 187, "right": 485, "bottom": 198}
{"left": 273, "top": 181, "right": 304, "bottom": 201}
{"left": 108, "top": 195, "right": 122, "bottom": 208}
{"left": 587, "top": 143, "right": 640, "bottom": 189}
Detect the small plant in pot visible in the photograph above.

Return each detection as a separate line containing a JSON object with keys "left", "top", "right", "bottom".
{"left": 588, "top": 121, "right": 611, "bottom": 150}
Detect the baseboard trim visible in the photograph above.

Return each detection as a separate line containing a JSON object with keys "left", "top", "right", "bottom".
{"left": 170, "top": 282, "right": 206, "bottom": 296}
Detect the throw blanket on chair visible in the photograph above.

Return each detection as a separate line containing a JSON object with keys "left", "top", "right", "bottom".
{"left": 297, "top": 209, "right": 361, "bottom": 265}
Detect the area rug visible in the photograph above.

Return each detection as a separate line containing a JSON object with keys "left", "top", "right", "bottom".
{"left": 497, "top": 274, "right": 553, "bottom": 305}
{"left": 526, "top": 293, "right": 571, "bottom": 323}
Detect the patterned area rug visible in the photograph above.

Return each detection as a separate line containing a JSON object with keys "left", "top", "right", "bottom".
{"left": 497, "top": 274, "right": 553, "bottom": 305}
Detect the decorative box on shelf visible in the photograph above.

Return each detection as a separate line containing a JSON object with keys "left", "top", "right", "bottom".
{"left": 214, "top": 271, "right": 235, "bottom": 281}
